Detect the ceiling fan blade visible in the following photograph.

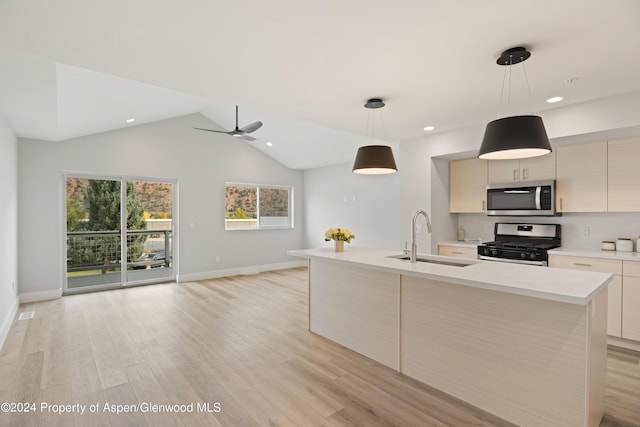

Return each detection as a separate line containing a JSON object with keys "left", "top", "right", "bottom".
{"left": 239, "top": 134, "right": 257, "bottom": 141}
{"left": 194, "top": 127, "right": 230, "bottom": 134}
{"left": 240, "top": 121, "right": 263, "bottom": 134}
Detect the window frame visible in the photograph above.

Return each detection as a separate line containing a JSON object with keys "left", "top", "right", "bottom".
{"left": 224, "top": 182, "right": 294, "bottom": 231}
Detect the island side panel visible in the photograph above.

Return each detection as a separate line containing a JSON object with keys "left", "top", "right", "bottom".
{"left": 401, "top": 275, "right": 601, "bottom": 427}
{"left": 309, "top": 258, "right": 400, "bottom": 370}
{"left": 588, "top": 290, "right": 607, "bottom": 427}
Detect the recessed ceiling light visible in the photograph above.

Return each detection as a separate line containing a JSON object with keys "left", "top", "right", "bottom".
{"left": 125, "top": 118, "right": 136, "bottom": 123}
{"left": 266, "top": 141, "right": 273, "bottom": 147}
{"left": 546, "top": 96, "right": 563, "bottom": 103}
{"left": 423, "top": 126, "right": 435, "bottom": 131}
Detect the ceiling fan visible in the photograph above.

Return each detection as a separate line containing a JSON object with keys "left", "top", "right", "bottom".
{"left": 194, "top": 105, "right": 263, "bottom": 141}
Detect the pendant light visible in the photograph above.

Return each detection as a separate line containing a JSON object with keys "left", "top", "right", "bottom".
{"left": 352, "top": 98, "right": 398, "bottom": 174}
{"left": 478, "top": 47, "right": 552, "bottom": 160}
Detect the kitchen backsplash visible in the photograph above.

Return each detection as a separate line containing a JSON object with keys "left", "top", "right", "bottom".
{"left": 458, "top": 212, "right": 640, "bottom": 250}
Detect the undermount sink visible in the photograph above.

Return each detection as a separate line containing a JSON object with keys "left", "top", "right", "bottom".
{"left": 386, "top": 253, "right": 475, "bottom": 267}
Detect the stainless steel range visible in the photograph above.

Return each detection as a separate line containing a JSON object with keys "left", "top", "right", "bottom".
{"left": 477, "top": 223, "right": 561, "bottom": 266}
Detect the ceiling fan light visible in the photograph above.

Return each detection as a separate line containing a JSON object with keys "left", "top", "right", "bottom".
{"left": 352, "top": 145, "right": 398, "bottom": 174}
{"left": 478, "top": 115, "right": 552, "bottom": 160}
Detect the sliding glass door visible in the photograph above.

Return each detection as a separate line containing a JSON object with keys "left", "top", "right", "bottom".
{"left": 125, "top": 180, "right": 173, "bottom": 284}
{"left": 64, "top": 175, "right": 175, "bottom": 293}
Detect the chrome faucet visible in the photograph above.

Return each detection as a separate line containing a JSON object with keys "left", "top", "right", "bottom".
{"left": 411, "top": 210, "right": 432, "bottom": 263}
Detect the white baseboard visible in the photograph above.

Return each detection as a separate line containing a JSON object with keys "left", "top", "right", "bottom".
{"left": 177, "top": 260, "right": 307, "bottom": 283}
{"left": 0, "top": 296, "right": 19, "bottom": 352}
{"left": 19, "top": 288, "right": 62, "bottom": 304}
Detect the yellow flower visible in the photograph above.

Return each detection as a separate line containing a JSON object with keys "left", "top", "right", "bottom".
{"left": 324, "top": 227, "right": 355, "bottom": 243}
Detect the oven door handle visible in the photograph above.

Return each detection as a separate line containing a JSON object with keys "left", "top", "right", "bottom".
{"left": 479, "top": 255, "right": 546, "bottom": 266}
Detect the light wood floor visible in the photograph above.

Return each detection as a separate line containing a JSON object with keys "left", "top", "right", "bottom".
{"left": 0, "top": 267, "right": 638, "bottom": 427}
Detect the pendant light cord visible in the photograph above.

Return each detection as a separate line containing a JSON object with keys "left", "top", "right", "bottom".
{"left": 507, "top": 55, "right": 513, "bottom": 116}
{"left": 496, "top": 52, "right": 538, "bottom": 118}
{"left": 497, "top": 64, "right": 508, "bottom": 118}
{"left": 521, "top": 60, "right": 538, "bottom": 115}
{"left": 363, "top": 105, "right": 387, "bottom": 143}
{"left": 363, "top": 109, "right": 372, "bottom": 142}
{"left": 497, "top": 55, "right": 513, "bottom": 118}
{"left": 378, "top": 108, "right": 387, "bottom": 139}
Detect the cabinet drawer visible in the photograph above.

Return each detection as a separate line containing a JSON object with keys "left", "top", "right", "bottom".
{"left": 437, "top": 245, "right": 478, "bottom": 260}
{"left": 623, "top": 260, "right": 640, "bottom": 278}
{"left": 548, "top": 255, "right": 622, "bottom": 275}
{"left": 622, "top": 276, "right": 640, "bottom": 341}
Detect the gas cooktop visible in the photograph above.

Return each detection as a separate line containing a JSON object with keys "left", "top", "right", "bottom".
{"left": 477, "top": 223, "right": 561, "bottom": 266}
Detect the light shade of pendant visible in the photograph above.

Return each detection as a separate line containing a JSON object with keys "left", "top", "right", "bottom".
{"left": 478, "top": 115, "right": 551, "bottom": 160}
{"left": 352, "top": 145, "right": 397, "bottom": 174}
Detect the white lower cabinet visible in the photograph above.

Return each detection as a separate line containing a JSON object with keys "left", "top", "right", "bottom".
{"left": 548, "top": 255, "right": 623, "bottom": 338}
{"left": 622, "top": 261, "right": 640, "bottom": 341}
{"left": 607, "top": 276, "right": 623, "bottom": 337}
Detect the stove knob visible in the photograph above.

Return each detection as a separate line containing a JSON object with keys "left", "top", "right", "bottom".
{"left": 529, "top": 253, "right": 537, "bottom": 260}
{"left": 490, "top": 249, "right": 498, "bottom": 256}
{"left": 481, "top": 247, "right": 489, "bottom": 255}
{"left": 520, "top": 252, "right": 527, "bottom": 259}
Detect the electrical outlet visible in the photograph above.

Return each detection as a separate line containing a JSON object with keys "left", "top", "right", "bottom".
{"left": 215, "top": 256, "right": 221, "bottom": 262}
{"left": 581, "top": 226, "right": 590, "bottom": 238}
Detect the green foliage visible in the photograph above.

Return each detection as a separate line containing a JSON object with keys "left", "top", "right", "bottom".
{"left": 66, "top": 198, "right": 87, "bottom": 232}
{"left": 226, "top": 207, "right": 253, "bottom": 219}
{"left": 67, "top": 180, "right": 147, "bottom": 266}
{"left": 225, "top": 186, "right": 257, "bottom": 218}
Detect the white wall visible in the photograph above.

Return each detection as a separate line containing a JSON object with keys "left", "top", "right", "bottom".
{"left": 303, "top": 161, "right": 402, "bottom": 250}
{"left": 18, "top": 113, "right": 304, "bottom": 299}
{"left": 0, "top": 110, "right": 18, "bottom": 350}
{"left": 399, "top": 125, "right": 483, "bottom": 253}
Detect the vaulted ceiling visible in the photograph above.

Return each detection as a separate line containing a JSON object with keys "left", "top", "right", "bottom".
{"left": 1, "top": 1, "right": 639, "bottom": 169}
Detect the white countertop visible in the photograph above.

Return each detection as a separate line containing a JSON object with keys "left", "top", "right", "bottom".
{"left": 549, "top": 247, "right": 640, "bottom": 261}
{"left": 288, "top": 246, "right": 611, "bottom": 306}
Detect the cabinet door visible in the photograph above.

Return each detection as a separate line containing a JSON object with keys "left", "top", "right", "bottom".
{"left": 449, "top": 158, "right": 487, "bottom": 213}
{"left": 556, "top": 141, "right": 607, "bottom": 212}
{"left": 488, "top": 159, "right": 520, "bottom": 184}
{"left": 622, "top": 276, "right": 640, "bottom": 341}
{"left": 608, "top": 137, "right": 640, "bottom": 211}
{"left": 608, "top": 275, "right": 623, "bottom": 337}
{"left": 520, "top": 151, "right": 556, "bottom": 182}
{"left": 548, "top": 254, "right": 622, "bottom": 337}
{"left": 437, "top": 245, "right": 478, "bottom": 260}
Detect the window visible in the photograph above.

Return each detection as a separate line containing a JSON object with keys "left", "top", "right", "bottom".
{"left": 225, "top": 183, "right": 293, "bottom": 230}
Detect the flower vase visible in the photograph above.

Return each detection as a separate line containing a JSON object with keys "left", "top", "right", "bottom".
{"left": 334, "top": 240, "right": 344, "bottom": 252}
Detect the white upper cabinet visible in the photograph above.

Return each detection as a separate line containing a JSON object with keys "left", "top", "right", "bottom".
{"left": 608, "top": 136, "right": 640, "bottom": 212}
{"left": 488, "top": 152, "right": 556, "bottom": 184}
{"left": 556, "top": 141, "right": 607, "bottom": 212}
{"left": 449, "top": 158, "right": 487, "bottom": 213}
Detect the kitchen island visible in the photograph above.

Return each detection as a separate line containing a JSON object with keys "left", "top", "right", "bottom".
{"left": 288, "top": 247, "right": 612, "bottom": 427}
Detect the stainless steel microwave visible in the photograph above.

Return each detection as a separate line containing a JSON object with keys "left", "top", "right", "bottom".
{"left": 486, "top": 181, "right": 558, "bottom": 216}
